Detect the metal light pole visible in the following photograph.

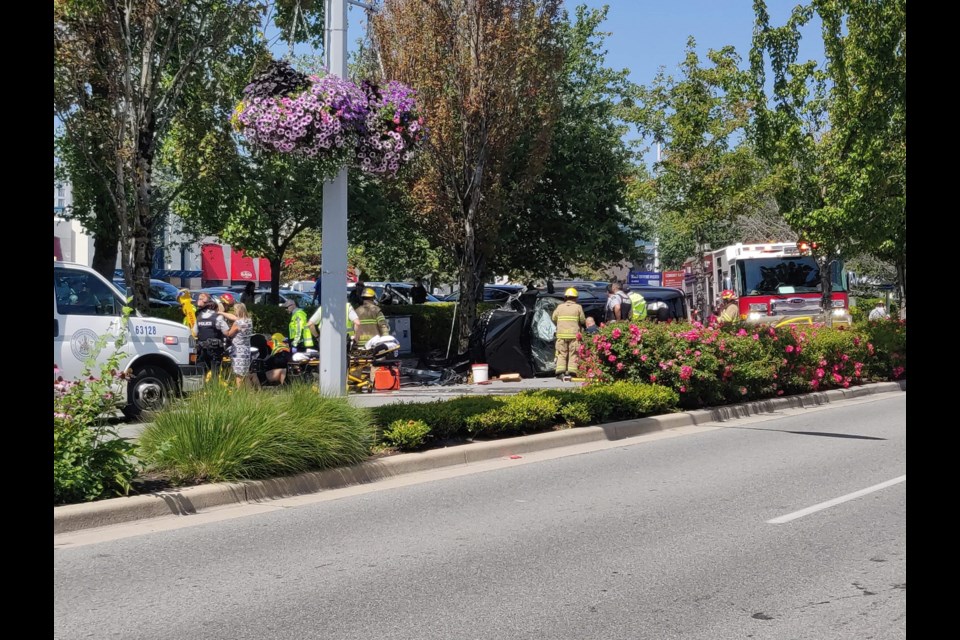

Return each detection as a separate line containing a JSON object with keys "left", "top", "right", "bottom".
{"left": 318, "top": 0, "right": 350, "bottom": 395}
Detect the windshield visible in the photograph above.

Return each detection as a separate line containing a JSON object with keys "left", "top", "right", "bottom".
{"left": 738, "top": 257, "right": 847, "bottom": 295}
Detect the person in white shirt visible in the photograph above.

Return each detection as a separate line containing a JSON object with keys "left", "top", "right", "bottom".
{"left": 868, "top": 301, "right": 889, "bottom": 321}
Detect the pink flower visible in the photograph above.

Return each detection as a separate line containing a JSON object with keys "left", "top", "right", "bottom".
{"left": 777, "top": 390, "right": 784, "bottom": 396}
{"left": 632, "top": 349, "right": 640, "bottom": 355}
{"left": 819, "top": 359, "right": 827, "bottom": 367}
{"left": 694, "top": 350, "right": 701, "bottom": 357}
{"left": 608, "top": 355, "right": 617, "bottom": 362}
{"left": 611, "top": 328, "right": 622, "bottom": 339}
{"left": 832, "top": 373, "right": 843, "bottom": 383}
{"left": 649, "top": 374, "right": 658, "bottom": 382}
{"left": 680, "top": 365, "right": 693, "bottom": 380}
{"left": 679, "top": 385, "right": 686, "bottom": 392}
{"left": 816, "top": 368, "right": 825, "bottom": 379}
{"left": 841, "top": 354, "right": 849, "bottom": 362}
{"left": 737, "top": 328, "right": 747, "bottom": 336}
{"left": 616, "top": 363, "right": 624, "bottom": 371}
{"left": 810, "top": 379, "right": 820, "bottom": 390}
{"left": 867, "top": 343, "right": 875, "bottom": 355}
{"left": 843, "top": 381, "right": 850, "bottom": 388}
{"left": 740, "top": 387, "right": 747, "bottom": 395}
{"left": 785, "top": 345, "right": 795, "bottom": 353}
{"left": 640, "top": 355, "right": 648, "bottom": 362}
{"left": 752, "top": 334, "right": 759, "bottom": 341}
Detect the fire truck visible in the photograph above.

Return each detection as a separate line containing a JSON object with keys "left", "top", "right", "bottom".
{"left": 682, "top": 242, "right": 852, "bottom": 326}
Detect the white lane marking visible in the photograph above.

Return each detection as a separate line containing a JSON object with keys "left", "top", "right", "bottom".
{"left": 767, "top": 475, "right": 905, "bottom": 524}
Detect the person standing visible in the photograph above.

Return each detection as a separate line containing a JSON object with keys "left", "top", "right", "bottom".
{"left": 240, "top": 282, "right": 256, "bottom": 307}
{"left": 226, "top": 303, "right": 254, "bottom": 388}
{"left": 622, "top": 283, "right": 647, "bottom": 321}
{"left": 868, "top": 301, "right": 889, "bottom": 321}
{"left": 307, "top": 302, "right": 359, "bottom": 346}
{"left": 717, "top": 289, "right": 740, "bottom": 323}
{"left": 604, "top": 282, "right": 632, "bottom": 323}
{"left": 284, "top": 298, "right": 314, "bottom": 353}
{"left": 410, "top": 278, "right": 428, "bottom": 304}
{"left": 354, "top": 287, "right": 391, "bottom": 345}
{"left": 194, "top": 292, "right": 230, "bottom": 381}
{"left": 552, "top": 288, "right": 586, "bottom": 379}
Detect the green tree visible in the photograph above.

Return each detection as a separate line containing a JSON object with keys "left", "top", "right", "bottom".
{"left": 749, "top": 0, "right": 906, "bottom": 313}
{"left": 54, "top": 0, "right": 264, "bottom": 311}
{"left": 372, "top": 0, "right": 566, "bottom": 351}
{"left": 631, "top": 38, "right": 768, "bottom": 319}
{"left": 494, "top": 5, "right": 649, "bottom": 280}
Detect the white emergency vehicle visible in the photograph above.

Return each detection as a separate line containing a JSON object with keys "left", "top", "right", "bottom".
{"left": 54, "top": 260, "right": 202, "bottom": 418}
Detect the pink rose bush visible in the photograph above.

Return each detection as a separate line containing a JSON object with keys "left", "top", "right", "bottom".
{"left": 578, "top": 317, "right": 904, "bottom": 410}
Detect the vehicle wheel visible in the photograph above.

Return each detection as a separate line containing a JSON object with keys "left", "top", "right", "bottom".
{"left": 123, "top": 365, "right": 174, "bottom": 420}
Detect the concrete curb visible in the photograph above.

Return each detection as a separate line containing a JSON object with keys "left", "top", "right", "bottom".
{"left": 54, "top": 380, "right": 905, "bottom": 535}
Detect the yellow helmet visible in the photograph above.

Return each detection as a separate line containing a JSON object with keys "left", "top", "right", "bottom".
{"left": 564, "top": 287, "right": 578, "bottom": 298}
{"left": 362, "top": 287, "right": 376, "bottom": 299}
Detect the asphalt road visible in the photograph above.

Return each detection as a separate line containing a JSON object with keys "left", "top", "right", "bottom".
{"left": 55, "top": 393, "right": 906, "bottom": 640}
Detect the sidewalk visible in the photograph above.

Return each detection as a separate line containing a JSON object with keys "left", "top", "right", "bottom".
{"left": 61, "top": 380, "right": 905, "bottom": 536}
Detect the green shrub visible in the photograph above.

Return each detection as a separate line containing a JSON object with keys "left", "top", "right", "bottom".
{"left": 382, "top": 302, "right": 498, "bottom": 355}
{"left": 54, "top": 309, "right": 141, "bottom": 505}
{"left": 382, "top": 419, "right": 432, "bottom": 451}
{"left": 854, "top": 318, "right": 906, "bottom": 380}
{"left": 372, "top": 396, "right": 502, "bottom": 440}
{"left": 464, "top": 394, "right": 561, "bottom": 437}
{"left": 559, "top": 401, "right": 591, "bottom": 427}
{"left": 137, "top": 383, "right": 374, "bottom": 484}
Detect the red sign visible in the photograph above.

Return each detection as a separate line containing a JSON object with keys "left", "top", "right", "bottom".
{"left": 663, "top": 270, "right": 684, "bottom": 289}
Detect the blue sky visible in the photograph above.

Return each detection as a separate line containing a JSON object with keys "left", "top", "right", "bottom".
{"left": 577, "top": 0, "right": 823, "bottom": 90}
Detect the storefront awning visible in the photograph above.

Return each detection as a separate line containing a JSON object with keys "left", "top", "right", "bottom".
{"left": 258, "top": 257, "right": 272, "bottom": 283}
{"left": 231, "top": 248, "right": 257, "bottom": 282}
{"left": 201, "top": 244, "right": 228, "bottom": 281}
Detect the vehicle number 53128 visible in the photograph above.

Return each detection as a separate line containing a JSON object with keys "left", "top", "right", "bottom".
{"left": 134, "top": 325, "right": 157, "bottom": 336}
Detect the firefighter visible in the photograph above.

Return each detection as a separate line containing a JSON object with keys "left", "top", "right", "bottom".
{"left": 354, "top": 288, "right": 391, "bottom": 345}
{"left": 718, "top": 289, "right": 740, "bottom": 323}
{"left": 551, "top": 288, "right": 586, "bottom": 380}
{"left": 622, "top": 283, "right": 648, "bottom": 321}
{"left": 283, "top": 298, "right": 314, "bottom": 353}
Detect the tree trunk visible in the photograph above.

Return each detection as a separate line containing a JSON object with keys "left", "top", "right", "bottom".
{"left": 270, "top": 256, "right": 283, "bottom": 304}
{"left": 90, "top": 195, "right": 120, "bottom": 281}
{"left": 456, "top": 215, "right": 481, "bottom": 355}
{"left": 820, "top": 254, "right": 834, "bottom": 326}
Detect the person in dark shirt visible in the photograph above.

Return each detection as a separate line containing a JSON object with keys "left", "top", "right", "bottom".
{"left": 410, "top": 278, "right": 428, "bottom": 304}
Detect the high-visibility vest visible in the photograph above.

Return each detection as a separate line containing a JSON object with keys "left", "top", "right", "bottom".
{"left": 628, "top": 292, "right": 647, "bottom": 320}
{"left": 313, "top": 303, "right": 356, "bottom": 337}
{"left": 289, "top": 308, "right": 314, "bottom": 347}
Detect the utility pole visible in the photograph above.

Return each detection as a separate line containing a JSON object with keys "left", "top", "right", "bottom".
{"left": 318, "top": 0, "right": 349, "bottom": 395}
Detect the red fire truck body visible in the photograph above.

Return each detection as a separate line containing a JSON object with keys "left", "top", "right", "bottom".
{"left": 682, "top": 242, "right": 851, "bottom": 326}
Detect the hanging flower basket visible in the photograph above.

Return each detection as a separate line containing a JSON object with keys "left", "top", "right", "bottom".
{"left": 355, "top": 80, "right": 425, "bottom": 176}
{"left": 231, "top": 60, "right": 424, "bottom": 177}
{"left": 232, "top": 62, "right": 367, "bottom": 176}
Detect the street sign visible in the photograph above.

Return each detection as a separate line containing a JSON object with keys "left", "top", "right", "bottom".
{"left": 663, "top": 270, "right": 684, "bottom": 288}
{"left": 629, "top": 270, "right": 661, "bottom": 286}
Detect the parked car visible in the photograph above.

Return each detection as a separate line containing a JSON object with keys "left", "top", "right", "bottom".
{"left": 442, "top": 284, "right": 526, "bottom": 303}
{"left": 112, "top": 278, "right": 181, "bottom": 308}
{"left": 360, "top": 282, "right": 442, "bottom": 305}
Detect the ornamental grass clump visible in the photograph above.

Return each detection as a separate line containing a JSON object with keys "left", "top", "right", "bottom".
{"left": 137, "top": 383, "right": 374, "bottom": 484}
